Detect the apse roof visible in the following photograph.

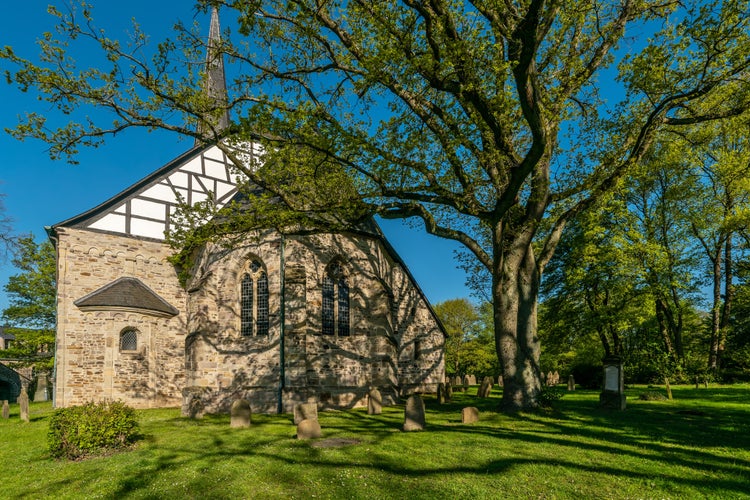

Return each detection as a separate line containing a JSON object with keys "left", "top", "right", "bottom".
{"left": 74, "top": 277, "right": 179, "bottom": 317}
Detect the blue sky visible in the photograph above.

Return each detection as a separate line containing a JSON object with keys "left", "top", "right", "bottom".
{"left": 0, "top": 1, "right": 474, "bottom": 313}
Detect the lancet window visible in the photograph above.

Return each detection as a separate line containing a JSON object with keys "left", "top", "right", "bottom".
{"left": 322, "top": 260, "right": 350, "bottom": 336}
{"left": 241, "top": 259, "right": 269, "bottom": 336}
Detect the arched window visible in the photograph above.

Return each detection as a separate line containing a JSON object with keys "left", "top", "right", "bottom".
{"left": 241, "top": 259, "right": 269, "bottom": 336}
{"left": 322, "top": 261, "right": 349, "bottom": 336}
{"left": 120, "top": 328, "right": 138, "bottom": 351}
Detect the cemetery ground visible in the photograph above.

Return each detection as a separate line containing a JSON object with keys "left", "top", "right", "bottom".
{"left": 1, "top": 385, "right": 749, "bottom": 499}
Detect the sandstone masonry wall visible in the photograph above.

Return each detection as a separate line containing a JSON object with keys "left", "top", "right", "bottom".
{"left": 54, "top": 228, "right": 186, "bottom": 408}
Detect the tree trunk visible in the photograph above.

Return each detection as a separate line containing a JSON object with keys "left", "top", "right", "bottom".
{"left": 493, "top": 225, "right": 542, "bottom": 411}
{"left": 719, "top": 234, "right": 734, "bottom": 370}
{"left": 708, "top": 249, "right": 722, "bottom": 372}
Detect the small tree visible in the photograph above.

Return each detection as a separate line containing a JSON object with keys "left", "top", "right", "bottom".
{"left": 2, "top": 236, "right": 56, "bottom": 370}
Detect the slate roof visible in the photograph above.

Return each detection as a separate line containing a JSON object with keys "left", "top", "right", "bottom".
{"left": 74, "top": 277, "right": 179, "bottom": 317}
{"left": 0, "top": 326, "right": 14, "bottom": 341}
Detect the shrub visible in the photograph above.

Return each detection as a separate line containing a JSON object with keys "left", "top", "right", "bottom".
{"left": 48, "top": 400, "right": 139, "bottom": 460}
{"left": 538, "top": 386, "right": 565, "bottom": 408}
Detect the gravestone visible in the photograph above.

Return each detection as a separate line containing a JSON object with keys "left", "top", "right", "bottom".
{"left": 477, "top": 377, "right": 493, "bottom": 398}
{"left": 567, "top": 374, "right": 575, "bottom": 391}
{"left": 18, "top": 390, "right": 29, "bottom": 423}
{"left": 437, "top": 383, "right": 446, "bottom": 404}
{"left": 467, "top": 374, "right": 477, "bottom": 385}
{"left": 553, "top": 371, "right": 560, "bottom": 385}
{"left": 33, "top": 373, "right": 49, "bottom": 402}
{"left": 540, "top": 372, "right": 546, "bottom": 385}
{"left": 445, "top": 381, "right": 453, "bottom": 401}
{"left": 599, "top": 356, "right": 626, "bottom": 410}
{"left": 461, "top": 406, "right": 479, "bottom": 424}
{"left": 402, "top": 395, "right": 425, "bottom": 431}
{"left": 297, "top": 418, "right": 322, "bottom": 439}
{"left": 2, "top": 400, "right": 8, "bottom": 419}
{"left": 453, "top": 375, "right": 462, "bottom": 387}
{"left": 230, "top": 399, "right": 252, "bottom": 428}
{"left": 294, "top": 401, "right": 318, "bottom": 424}
{"left": 497, "top": 376, "right": 503, "bottom": 386}
{"left": 368, "top": 387, "right": 382, "bottom": 415}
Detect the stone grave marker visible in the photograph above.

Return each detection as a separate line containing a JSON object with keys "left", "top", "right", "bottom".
{"left": 553, "top": 371, "right": 560, "bottom": 385}
{"left": 437, "top": 383, "right": 446, "bottom": 404}
{"left": 18, "top": 390, "right": 29, "bottom": 423}
{"left": 445, "top": 381, "right": 453, "bottom": 401}
{"left": 477, "top": 377, "right": 493, "bottom": 398}
{"left": 368, "top": 387, "right": 382, "bottom": 415}
{"left": 33, "top": 374, "right": 49, "bottom": 402}
{"left": 230, "top": 399, "right": 252, "bottom": 428}
{"left": 294, "top": 401, "right": 318, "bottom": 424}
{"left": 567, "top": 374, "right": 575, "bottom": 391}
{"left": 2, "top": 400, "right": 8, "bottom": 419}
{"left": 402, "top": 394, "right": 425, "bottom": 431}
{"left": 297, "top": 418, "right": 322, "bottom": 439}
{"left": 461, "top": 407, "right": 479, "bottom": 424}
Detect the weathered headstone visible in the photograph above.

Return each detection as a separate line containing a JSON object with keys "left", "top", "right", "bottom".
{"left": 368, "top": 387, "right": 382, "bottom": 415}
{"left": 230, "top": 399, "right": 252, "bottom": 428}
{"left": 567, "top": 375, "right": 575, "bottom": 391}
{"left": 467, "top": 374, "right": 477, "bottom": 385}
{"left": 453, "top": 375, "right": 462, "bottom": 387}
{"left": 2, "top": 400, "right": 8, "bottom": 419}
{"left": 18, "top": 390, "right": 29, "bottom": 423}
{"left": 297, "top": 418, "right": 322, "bottom": 439}
{"left": 461, "top": 406, "right": 479, "bottom": 424}
{"left": 437, "top": 383, "right": 446, "bottom": 404}
{"left": 294, "top": 401, "right": 318, "bottom": 424}
{"left": 477, "top": 377, "right": 493, "bottom": 398}
{"left": 553, "top": 371, "right": 560, "bottom": 385}
{"left": 402, "top": 394, "right": 425, "bottom": 431}
{"left": 540, "top": 372, "right": 546, "bottom": 385}
{"left": 497, "top": 375, "right": 503, "bottom": 386}
{"left": 33, "top": 373, "right": 49, "bottom": 402}
{"left": 186, "top": 395, "right": 205, "bottom": 419}
{"left": 445, "top": 381, "right": 453, "bottom": 401}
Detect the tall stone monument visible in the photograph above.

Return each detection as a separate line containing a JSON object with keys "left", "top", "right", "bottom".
{"left": 599, "top": 356, "right": 626, "bottom": 410}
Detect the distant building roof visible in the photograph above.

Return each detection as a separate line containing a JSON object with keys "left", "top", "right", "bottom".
{"left": 0, "top": 326, "right": 15, "bottom": 341}
{"left": 74, "top": 277, "right": 179, "bottom": 318}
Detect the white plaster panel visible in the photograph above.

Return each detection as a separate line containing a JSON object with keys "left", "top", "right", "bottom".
{"left": 131, "top": 198, "right": 167, "bottom": 220}
{"left": 142, "top": 184, "right": 180, "bottom": 204}
{"left": 169, "top": 171, "right": 190, "bottom": 189}
{"left": 88, "top": 214, "right": 126, "bottom": 233}
{"left": 203, "top": 159, "right": 229, "bottom": 181}
{"left": 182, "top": 156, "right": 204, "bottom": 174}
{"left": 130, "top": 218, "right": 166, "bottom": 240}
{"left": 202, "top": 145, "right": 225, "bottom": 162}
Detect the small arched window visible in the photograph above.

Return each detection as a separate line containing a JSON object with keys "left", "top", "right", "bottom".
{"left": 120, "top": 328, "right": 138, "bottom": 352}
{"left": 241, "top": 259, "right": 269, "bottom": 336}
{"left": 322, "top": 261, "right": 350, "bottom": 336}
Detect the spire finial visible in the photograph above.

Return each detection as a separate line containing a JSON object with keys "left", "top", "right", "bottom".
{"left": 196, "top": 5, "right": 230, "bottom": 145}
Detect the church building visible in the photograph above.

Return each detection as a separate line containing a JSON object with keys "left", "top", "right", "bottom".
{"left": 47, "top": 8, "right": 446, "bottom": 415}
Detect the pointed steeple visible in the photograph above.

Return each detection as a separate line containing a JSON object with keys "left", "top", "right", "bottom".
{"left": 196, "top": 5, "right": 230, "bottom": 145}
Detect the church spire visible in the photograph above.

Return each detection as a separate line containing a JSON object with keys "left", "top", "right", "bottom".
{"left": 196, "top": 5, "right": 230, "bottom": 146}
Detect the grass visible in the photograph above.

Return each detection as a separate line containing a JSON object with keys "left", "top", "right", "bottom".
{"left": 2, "top": 384, "right": 749, "bottom": 499}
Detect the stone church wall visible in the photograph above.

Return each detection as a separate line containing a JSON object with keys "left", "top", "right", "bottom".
{"left": 183, "top": 229, "right": 445, "bottom": 415}
{"left": 54, "top": 228, "right": 186, "bottom": 408}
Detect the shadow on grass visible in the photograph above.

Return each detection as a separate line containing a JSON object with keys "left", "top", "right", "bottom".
{"left": 13, "top": 387, "right": 750, "bottom": 498}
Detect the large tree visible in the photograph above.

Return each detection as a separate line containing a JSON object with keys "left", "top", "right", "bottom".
{"left": 3, "top": 1, "right": 750, "bottom": 409}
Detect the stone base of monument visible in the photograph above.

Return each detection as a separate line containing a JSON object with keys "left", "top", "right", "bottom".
{"left": 599, "top": 391, "right": 626, "bottom": 410}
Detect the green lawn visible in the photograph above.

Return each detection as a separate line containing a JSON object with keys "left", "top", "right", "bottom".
{"left": 2, "top": 385, "right": 749, "bottom": 499}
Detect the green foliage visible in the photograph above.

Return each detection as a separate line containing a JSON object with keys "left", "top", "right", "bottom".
{"left": 3, "top": 236, "right": 56, "bottom": 330}
{"left": 537, "top": 386, "right": 565, "bottom": 408}
{"left": 435, "top": 299, "right": 499, "bottom": 378}
{"left": 47, "top": 401, "right": 139, "bottom": 460}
